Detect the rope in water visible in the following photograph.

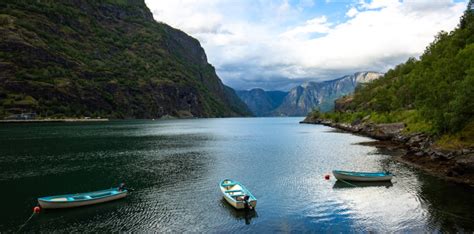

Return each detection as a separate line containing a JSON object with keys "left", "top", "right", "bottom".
{"left": 433, "top": 208, "right": 474, "bottom": 221}
{"left": 17, "top": 212, "right": 36, "bottom": 232}
{"left": 338, "top": 179, "right": 358, "bottom": 187}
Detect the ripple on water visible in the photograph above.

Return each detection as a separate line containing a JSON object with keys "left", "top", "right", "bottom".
{"left": 2, "top": 119, "right": 474, "bottom": 232}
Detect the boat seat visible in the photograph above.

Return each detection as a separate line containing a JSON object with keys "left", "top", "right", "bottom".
{"left": 223, "top": 183, "right": 237, "bottom": 187}
{"left": 51, "top": 197, "right": 68, "bottom": 202}
{"left": 230, "top": 194, "right": 246, "bottom": 197}
{"left": 225, "top": 190, "right": 243, "bottom": 193}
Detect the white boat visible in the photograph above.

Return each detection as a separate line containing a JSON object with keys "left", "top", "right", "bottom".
{"left": 332, "top": 170, "right": 393, "bottom": 182}
{"left": 38, "top": 187, "right": 128, "bottom": 209}
{"left": 220, "top": 179, "right": 257, "bottom": 210}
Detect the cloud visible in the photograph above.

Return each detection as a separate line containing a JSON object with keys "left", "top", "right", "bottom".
{"left": 358, "top": 0, "right": 400, "bottom": 10}
{"left": 144, "top": 0, "right": 467, "bottom": 91}
{"left": 281, "top": 16, "right": 331, "bottom": 39}
{"left": 346, "top": 7, "right": 359, "bottom": 18}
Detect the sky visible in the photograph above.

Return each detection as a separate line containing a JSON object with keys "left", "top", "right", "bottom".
{"left": 144, "top": 0, "right": 468, "bottom": 91}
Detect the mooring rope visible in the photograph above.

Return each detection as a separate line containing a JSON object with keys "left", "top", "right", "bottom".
{"left": 17, "top": 212, "right": 36, "bottom": 232}
{"left": 338, "top": 179, "right": 358, "bottom": 187}
{"left": 433, "top": 208, "right": 473, "bottom": 221}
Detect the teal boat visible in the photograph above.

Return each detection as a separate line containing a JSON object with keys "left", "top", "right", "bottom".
{"left": 332, "top": 170, "right": 393, "bottom": 182}
{"left": 38, "top": 185, "right": 128, "bottom": 209}
{"left": 220, "top": 179, "right": 257, "bottom": 210}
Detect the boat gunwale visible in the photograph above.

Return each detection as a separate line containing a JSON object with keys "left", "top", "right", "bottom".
{"left": 38, "top": 188, "right": 128, "bottom": 203}
{"left": 332, "top": 170, "right": 392, "bottom": 177}
{"left": 219, "top": 179, "right": 257, "bottom": 203}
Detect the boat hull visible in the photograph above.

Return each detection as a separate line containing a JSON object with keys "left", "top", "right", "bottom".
{"left": 333, "top": 170, "right": 392, "bottom": 182}
{"left": 222, "top": 194, "right": 257, "bottom": 210}
{"left": 38, "top": 189, "right": 128, "bottom": 209}
{"left": 220, "top": 179, "right": 257, "bottom": 210}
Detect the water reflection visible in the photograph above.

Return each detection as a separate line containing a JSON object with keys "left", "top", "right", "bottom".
{"left": 361, "top": 142, "right": 474, "bottom": 232}
{"left": 332, "top": 180, "right": 394, "bottom": 189}
{"left": 0, "top": 118, "right": 473, "bottom": 232}
{"left": 220, "top": 199, "right": 258, "bottom": 225}
{"left": 415, "top": 172, "right": 474, "bottom": 232}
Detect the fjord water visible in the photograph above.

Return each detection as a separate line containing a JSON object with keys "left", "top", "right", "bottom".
{"left": 0, "top": 118, "right": 473, "bottom": 232}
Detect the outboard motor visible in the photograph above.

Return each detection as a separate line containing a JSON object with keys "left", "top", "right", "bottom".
{"left": 119, "top": 182, "right": 126, "bottom": 191}
{"left": 243, "top": 195, "right": 253, "bottom": 210}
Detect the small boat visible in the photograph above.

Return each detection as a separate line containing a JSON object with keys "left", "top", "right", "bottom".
{"left": 38, "top": 186, "right": 128, "bottom": 209}
{"left": 332, "top": 170, "right": 393, "bottom": 182}
{"left": 220, "top": 179, "right": 257, "bottom": 210}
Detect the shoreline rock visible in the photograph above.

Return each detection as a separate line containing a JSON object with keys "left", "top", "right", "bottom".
{"left": 300, "top": 117, "right": 474, "bottom": 186}
{"left": 0, "top": 118, "right": 109, "bottom": 123}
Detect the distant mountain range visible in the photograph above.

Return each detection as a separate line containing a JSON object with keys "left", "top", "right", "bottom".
{"left": 236, "top": 89, "right": 287, "bottom": 116}
{"left": 237, "top": 72, "right": 383, "bottom": 117}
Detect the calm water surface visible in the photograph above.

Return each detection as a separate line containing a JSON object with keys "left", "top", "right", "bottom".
{"left": 0, "top": 118, "right": 473, "bottom": 232}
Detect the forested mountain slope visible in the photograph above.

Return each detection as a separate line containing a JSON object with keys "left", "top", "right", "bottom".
{"left": 309, "top": 1, "right": 473, "bottom": 144}
{"left": 0, "top": 0, "right": 251, "bottom": 118}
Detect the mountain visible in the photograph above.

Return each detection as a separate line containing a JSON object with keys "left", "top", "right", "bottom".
{"left": 303, "top": 3, "right": 474, "bottom": 184}
{"left": 307, "top": 1, "right": 474, "bottom": 137}
{"left": 272, "top": 72, "right": 382, "bottom": 116}
{"left": 236, "top": 89, "right": 287, "bottom": 116}
{"left": 0, "top": 0, "right": 251, "bottom": 119}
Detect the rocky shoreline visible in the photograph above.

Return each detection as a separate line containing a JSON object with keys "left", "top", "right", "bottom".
{"left": 300, "top": 117, "right": 474, "bottom": 186}
{"left": 0, "top": 118, "right": 109, "bottom": 123}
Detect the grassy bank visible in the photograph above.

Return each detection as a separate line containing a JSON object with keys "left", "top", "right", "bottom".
{"left": 308, "top": 109, "right": 474, "bottom": 150}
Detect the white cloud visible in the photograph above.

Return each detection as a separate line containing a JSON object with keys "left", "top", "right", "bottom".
{"left": 346, "top": 7, "right": 359, "bottom": 18}
{"left": 358, "top": 0, "right": 399, "bottom": 10}
{"left": 281, "top": 16, "right": 331, "bottom": 39}
{"left": 144, "top": 0, "right": 467, "bottom": 90}
{"left": 147, "top": 0, "right": 224, "bottom": 35}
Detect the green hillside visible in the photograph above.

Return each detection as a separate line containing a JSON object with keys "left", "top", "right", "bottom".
{"left": 308, "top": 1, "right": 474, "bottom": 148}
{"left": 0, "top": 0, "right": 251, "bottom": 119}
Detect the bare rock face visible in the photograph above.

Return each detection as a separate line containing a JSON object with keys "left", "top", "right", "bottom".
{"left": 236, "top": 71, "right": 383, "bottom": 117}
{"left": 453, "top": 154, "right": 474, "bottom": 175}
{"left": 369, "top": 123, "right": 406, "bottom": 140}
{"left": 236, "top": 89, "right": 287, "bottom": 117}
{"left": 354, "top": 71, "right": 381, "bottom": 83}
{"left": 273, "top": 72, "right": 383, "bottom": 116}
{"left": 335, "top": 95, "right": 354, "bottom": 112}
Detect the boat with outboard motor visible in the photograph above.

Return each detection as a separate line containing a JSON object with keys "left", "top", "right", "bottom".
{"left": 219, "top": 179, "right": 257, "bottom": 210}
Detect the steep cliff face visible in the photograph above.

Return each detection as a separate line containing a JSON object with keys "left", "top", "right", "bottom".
{"left": 0, "top": 0, "right": 250, "bottom": 118}
{"left": 273, "top": 72, "right": 382, "bottom": 116}
{"left": 236, "top": 89, "right": 287, "bottom": 116}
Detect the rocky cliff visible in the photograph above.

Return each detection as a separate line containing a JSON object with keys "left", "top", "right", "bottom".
{"left": 273, "top": 72, "right": 382, "bottom": 116}
{"left": 236, "top": 89, "right": 287, "bottom": 117}
{"left": 0, "top": 0, "right": 251, "bottom": 118}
